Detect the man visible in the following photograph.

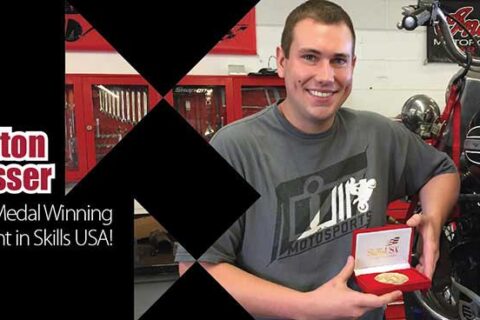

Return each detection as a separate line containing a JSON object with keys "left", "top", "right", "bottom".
{"left": 176, "top": 1, "right": 460, "bottom": 319}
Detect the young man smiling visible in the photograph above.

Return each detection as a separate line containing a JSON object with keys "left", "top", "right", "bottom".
{"left": 277, "top": 16, "right": 355, "bottom": 134}
{"left": 176, "top": 1, "right": 459, "bottom": 319}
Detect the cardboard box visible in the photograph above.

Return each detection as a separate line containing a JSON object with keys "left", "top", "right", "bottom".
{"left": 352, "top": 224, "right": 431, "bottom": 295}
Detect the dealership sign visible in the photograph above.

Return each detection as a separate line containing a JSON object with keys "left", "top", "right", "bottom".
{"left": 427, "top": 1, "right": 480, "bottom": 62}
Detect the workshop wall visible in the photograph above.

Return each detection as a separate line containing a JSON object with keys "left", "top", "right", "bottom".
{"left": 66, "top": 0, "right": 461, "bottom": 117}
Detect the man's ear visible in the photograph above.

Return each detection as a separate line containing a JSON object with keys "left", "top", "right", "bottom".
{"left": 276, "top": 46, "right": 286, "bottom": 79}
{"left": 352, "top": 54, "right": 357, "bottom": 70}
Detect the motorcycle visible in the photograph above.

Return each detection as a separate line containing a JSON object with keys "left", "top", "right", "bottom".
{"left": 397, "top": 1, "right": 479, "bottom": 319}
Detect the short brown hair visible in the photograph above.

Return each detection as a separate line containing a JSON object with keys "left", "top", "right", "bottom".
{"left": 281, "top": 0, "right": 356, "bottom": 58}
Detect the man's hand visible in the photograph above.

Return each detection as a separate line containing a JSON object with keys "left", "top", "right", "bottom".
{"left": 299, "top": 256, "right": 402, "bottom": 320}
{"left": 412, "top": 172, "right": 460, "bottom": 279}
{"left": 406, "top": 213, "right": 440, "bottom": 279}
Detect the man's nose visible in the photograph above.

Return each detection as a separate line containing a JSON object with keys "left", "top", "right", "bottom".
{"left": 314, "top": 60, "right": 334, "bottom": 83}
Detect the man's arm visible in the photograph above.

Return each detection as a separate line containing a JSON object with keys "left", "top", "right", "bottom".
{"left": 407, "top": 172, "right": 460, "bottom": 279}
{"left": 179, "top": 257, "right": 401, "bottom": 320}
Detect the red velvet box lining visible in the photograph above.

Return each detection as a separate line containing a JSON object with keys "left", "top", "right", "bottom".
{"left": 356, "top": 268, "right": 431, "bottom": 295}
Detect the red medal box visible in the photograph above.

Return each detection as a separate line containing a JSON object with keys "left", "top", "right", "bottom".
{"left": 352, "top": 224, "right": 431, "bottom": 295}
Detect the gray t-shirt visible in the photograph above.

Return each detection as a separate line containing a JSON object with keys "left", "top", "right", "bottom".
{"left": 175, "top": 104, "right": 456, "bottom": 320}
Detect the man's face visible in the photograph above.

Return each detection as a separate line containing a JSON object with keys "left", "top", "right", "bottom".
{"left": 277, "top": 18, "right": 356, "bottom": 133}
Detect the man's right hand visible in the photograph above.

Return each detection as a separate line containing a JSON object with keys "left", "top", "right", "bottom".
{"left": 299, "top": 256, "right": 402, "bottom": 320}
{"left": 182, "top": 257, "right": 402, "bottom": 320}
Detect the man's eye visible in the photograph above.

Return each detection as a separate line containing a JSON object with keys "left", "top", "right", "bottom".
{"left": 302, "top": 54, "right": 317, "bottom": 62}
{"left": 332, "top": 58, "right": 347, "bottom": 65}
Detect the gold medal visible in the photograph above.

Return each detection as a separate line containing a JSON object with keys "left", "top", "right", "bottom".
{"left": 374, "top": 272, "right": 409, "bottom": 285}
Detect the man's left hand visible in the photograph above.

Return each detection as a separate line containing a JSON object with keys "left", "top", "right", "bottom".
{"left": 406, "top": 213, "right": 440, "bottom": 279}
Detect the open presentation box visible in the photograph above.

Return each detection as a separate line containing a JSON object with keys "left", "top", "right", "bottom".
{"left": 352, "top": 224, "right": 431, "bottom": 295}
